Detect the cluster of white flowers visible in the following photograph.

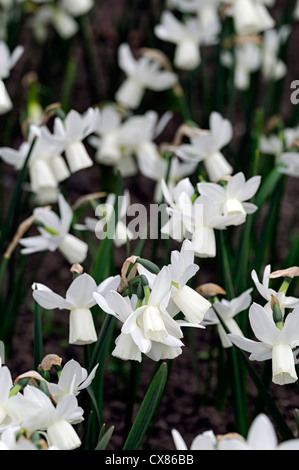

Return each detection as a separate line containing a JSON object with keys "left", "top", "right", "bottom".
{"left": 0, "top": 107, "right": 98, "bottom": 203}
{"left": 0, "top": 357, "right": 98, "bottom": 450}
{"left": 161, "top": 169, "right": 261, "bottom": 258}
{"left": 32, "top": 240, "right": 211, "bottom": 358}
{"left": 2, "top": 0, "right": 299, "bottom": 453}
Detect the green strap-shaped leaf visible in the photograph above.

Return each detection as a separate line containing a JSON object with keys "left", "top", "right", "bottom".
{"left": 122, "top": 362, "right": 168, "bottom": 450}
{"left": 95, "top": 425, "right": 115, "bottom": 450}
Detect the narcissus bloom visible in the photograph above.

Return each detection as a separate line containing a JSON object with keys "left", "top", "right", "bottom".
{"left": 228, "top": 303, "right": 299, "bottom": 385}
{"left": 202, "top": 289, "right": 252, "bottom": 347}
{"left": 175, "top": 112, "right": 233, "bottom": 182}
{"left": 261, "top": 27, "right": 290, "bottom": 81}
{"left": 221, "top": 42, "right": 261, "bottom": 91}
{"left": 197, "top": 172, "right": 262, "bottom": 226}
{"left": 251, "top": 264, "right": 299, "bottom": 316}
{"left": 225, "top": 0, "right": 275, "bottom": 36}
{"left": 32, "top": 273, "right": 99, "bottom": 345}
{"left": 0, "top": 41, "right": 23, "bottom": 114}
{"left": 154, "top": 10, "right": 203, "bottom": 70}
{"left": 48, "top": 359, "right": 98, "bottom": 402}
{"left": 171, "top": 0, "right": 221, "bottom": 40}
{"left": 278, "top": 152, "right": 299, "bottom": 178}
{"left": 172, "top": 428, "right": 217, "bottom": 450}
{"left": 0, "top": 361, "right": 17, "bottom": 431}
{"left": 53, "top": 108, "right": 96, "bottom": 173}
{"left": 218, "top": 413, "right": 299, "bottom": 450}
{"left": 19, "top": 194, "right": 88, "bottom": 264}
{"left": 115, "top": 43, "right": 178, "bottom": 109}
{"left": 9, "top": 386, "right": 83, "bottom": 450}
{"left": 167, "top": 239, "right": 211, "bottom": 322}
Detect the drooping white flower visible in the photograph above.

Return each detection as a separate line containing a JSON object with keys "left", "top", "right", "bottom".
{"left": 261, "top": 27, "right": 290, "bottom": 81}
{"left": 154, "top": 10, "right": 204, "bottom": 70}
{"left": 175, "top": 112, "right": 233, "bottom": 182}
{"left": 202, "top": 289, "right": 252, "bottom": 347}
{"left": 48, "top": 359, "right": 98, "bottom": 402}
{"left": 19, "top": 194, "right": 88, "bottom": 265}
{"left": 278, "top": 152, "right": 299, "bottom": 178}
{"left": 218, "top": 413, "right": 299, "bottom": 450}
{"left": 0, "top": 426, "right": 43, "bottom": 451}
{"left": 167, "top": 239, "right": 211, "bottom": 323}
{"left": 172, "top": 428, "right": 218, "bottom": 450}
{"left": 172, "top": 0, "right": 221, "bottom": 41}
{"left": 118, "top": 110, "right": 173, "bottom": 171}
{"left": 94, "top": 267, "right": 188, "bottom": 362}
{"left": 115, "top": 43, "right": 178, "bottom": 109}
{"left": 190, "top": 194, "right": 241, "bottom": 258}
{"left": 197, "top": 172, "right": 262, "bottom": 226}
{"left": 30, "top": 0, "right": 94, "bottom": 41}
{"left": 32, "top": 273, "right": 99, "bottom": 345}
{"left": 228, "top": 303, "right": 299, "bottom": 385}
{"left": 139, "top": 155, "right": 197, "bottom": 203}
{"left": 0, "top": 41, "right": 23, "bottom": 114}
{"left": 251, "top": 264, "right": 299, "bottom": 317}
{"left": 224, "top": 0, "right": 275, "bottom": 36}
{"left": 259, "top": 134, "right": 284, "bottom": 160}
{"left": 221, "top": 42, "right": 262, "bottom": 91}
{"left": 9, "top": 386, "right": 83, "bottom": 450}
{"left": 160, "top": 177, "right": 195, "bottom": 242}
{"left": 53, "top": 108, "right": 96, "bottom": 173}
{"left": 0, "top": 363, "right": 17, "bottom": 431}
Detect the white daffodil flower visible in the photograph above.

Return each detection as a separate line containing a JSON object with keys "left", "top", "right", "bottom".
{"left": 228, "top": 303, "right": 299, "bottom": 385}
{"left": 167, "top": 239, "right": 211, "bottom": 323}
{"left": 251, "top": 264, "right": 299, "bottom": 317}
{"left": 139, "top": 155, "right": 197, "bottom": 203}
{"left": 118, "top": 110, "right": 173, "bottom": 171}
{"left": 0, "top": 363, "right": 17, "bottom": 431}
{"left": 9, "top": 386, "right": 83, "bottom": 450}
{"left": 202, "top": 289, "right": 253, "bottom": 347}
{"left": 172, "top": 0, "right": 221, "bottom": 41}
{"left": 278, "top": 152, "right": 299, "bottom": 177}
{"left": 32, "top": 273, "right": 99, "bottom": 345}
{"left": 0, "top": 41, "right": 23, "bottom": 114}
{"left": 259, "top": 134, "right": 283, "bottom": 161}
{"left": 94, "top": 267, "right": 187, "bottom": 362}
{"left": 218, "top": 413, "right": 299, "bottom": 450}
{"left": 78, "top": 190, "right": 134, "bottom": 248}
{"left": 221, "top": 42, "right": 262, "bottom": 91}
{"left": 261, "top": 27, "right": 290, "bottom": 81}
{"left": 115, "top": 43, "right": 178, "bottom": 109}
{"left": 160, "top": 177, "right": 195, "bottom": 242}
{"left": 60, "top": 0, "right": 94, "bottom": 17}
{"left": 154, "top": 10, "right": 203, "bottom": 70}
{"left": 0, "top": 426, "right": 41, "bottom": 450}
{"left": 172, "top": 428, "right": 217, "bottom": 450}
{"left": 19, "top": 194, "right": 88, "bottom": 264}
{"left": 48, "top": 359, "right": 98, "bottom": 402}
{"left": 27, "top": 125, "right": 70, "bottom": 203}
{"left": 224, "top": 0, "right": 275, "bottom": 36}
{"left": 175, "top": 112, "right": 233, "bottom": 182}
{"left": 88, "top": 105, "right": 132, "bottom": 171}
{"left": 53, "top": 108, "right": 96, "bottom": 173}
{"left": 189, "top": 195, "right": 240, "bottom": 258}
{"left": 30, "top": 0, "right": 94, "bottom": 41}
{"left": 197, "top": 172, "right": 262, "bottom": 226}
